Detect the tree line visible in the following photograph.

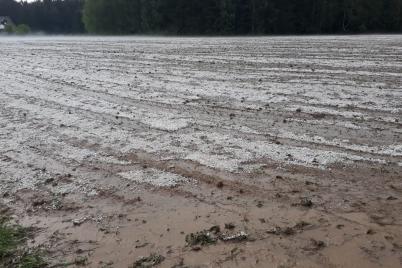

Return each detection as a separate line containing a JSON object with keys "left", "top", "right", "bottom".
{"left": 1, "top": 0, "right": 402, "bottom": 34}
{"left": 83, "top": 0, "right": 402, "bottom": 34}
{"left": 0, "top": 0, "right": 85, "bottom": 33}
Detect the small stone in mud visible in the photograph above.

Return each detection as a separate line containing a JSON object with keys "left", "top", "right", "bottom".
{"left": 135, "top": 242, "right": 149, "bottom": 249}
{"left": 386, "top": 196, "right": 397, "bottom": 201}
{"left": 336, "top": 224, "right": 345, "bottom": 229}
{"left": 132, "top": 253, "right": 165, "bottom": 268}
{"left": 45, "top": 178, "right": 55, "bottom": 184}
{"left": 366, "top": 229, "right": 376, "bottom": 235}
{"left": 72, "top": 217, "right": 87, "bottom": 226}
{"left": 191, "top": 246, "right": 202, "bottom": 251}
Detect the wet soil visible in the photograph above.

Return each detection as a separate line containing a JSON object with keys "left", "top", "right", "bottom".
{"left": 0, "top": 35, "right": 401, "bottom": 268}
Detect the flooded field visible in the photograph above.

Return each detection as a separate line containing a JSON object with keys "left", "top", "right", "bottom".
{"left": 0, "top": 35, "right": 401, "bottom": 267}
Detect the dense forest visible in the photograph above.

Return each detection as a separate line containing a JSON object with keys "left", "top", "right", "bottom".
{"left": 1, "top": 0, "right": 402, "bottom": 34}
{"left": 0, "top": 0, "right": 84, "bottom": 33}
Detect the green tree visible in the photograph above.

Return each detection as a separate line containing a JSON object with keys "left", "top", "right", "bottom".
{"left": 4, "top": 24, "right": 14, "bottom": 33}
{"left": 14, "top": 24, "right": 30, "bottom": 34}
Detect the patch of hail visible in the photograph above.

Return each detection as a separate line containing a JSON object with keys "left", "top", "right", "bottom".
{"left": 119, "top": 168, "right": 190, "bottom": 188}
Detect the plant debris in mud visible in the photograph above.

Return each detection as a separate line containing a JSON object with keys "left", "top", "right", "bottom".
{"left": 267, "top": 226, "right": 295, "bottom": 236}
{"left": 132, "top": 253, "right": 165, "bottom": 268}
{"left": 292, "top": 197, "right": 313, "bottom": 208}
{"left": 267, "top": 221, "right": 311, "bottom": 236}
{"left": 224, "top": 223, "right": 236, "bottom": 230}
{"left": 185, "top": 230, "right": 217, "bottom": 247}
{"left": 307, "top": 239, "right": 326, "bottom": 251}
{"left": 186, "top": 226, "right": 249, "bottom": 247}
{"left": 0, "top": 217, "right": 47, "bottom": 268}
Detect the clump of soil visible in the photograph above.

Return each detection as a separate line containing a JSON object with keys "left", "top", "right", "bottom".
{"left": 293, "top": 197, "right": 313, "bottom": 208}
{"left": 224, "top": 223, "right": 236, "bottom": 230}
{"left": 308, "top": 239, "right": 326, "bottom": 251}
{"left": 186, "top": 225, "right": 249, "bottom": 247}
{"left": 132, "top": 253, "right": 165, "bottom": 268}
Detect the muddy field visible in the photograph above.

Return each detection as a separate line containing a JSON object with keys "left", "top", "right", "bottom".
{"left": 0, "top": 35, "right": 401, "bottom": 267}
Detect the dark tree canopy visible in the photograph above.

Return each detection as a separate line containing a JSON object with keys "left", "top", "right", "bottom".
{"left": 1, "top": 0, "right": 402, "bottom": 34}
{"left": 83, "top": 0, "right": 402, "bottom": 34}
{"left": 0, "top": 0, "right": 85, "bottom": 33}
